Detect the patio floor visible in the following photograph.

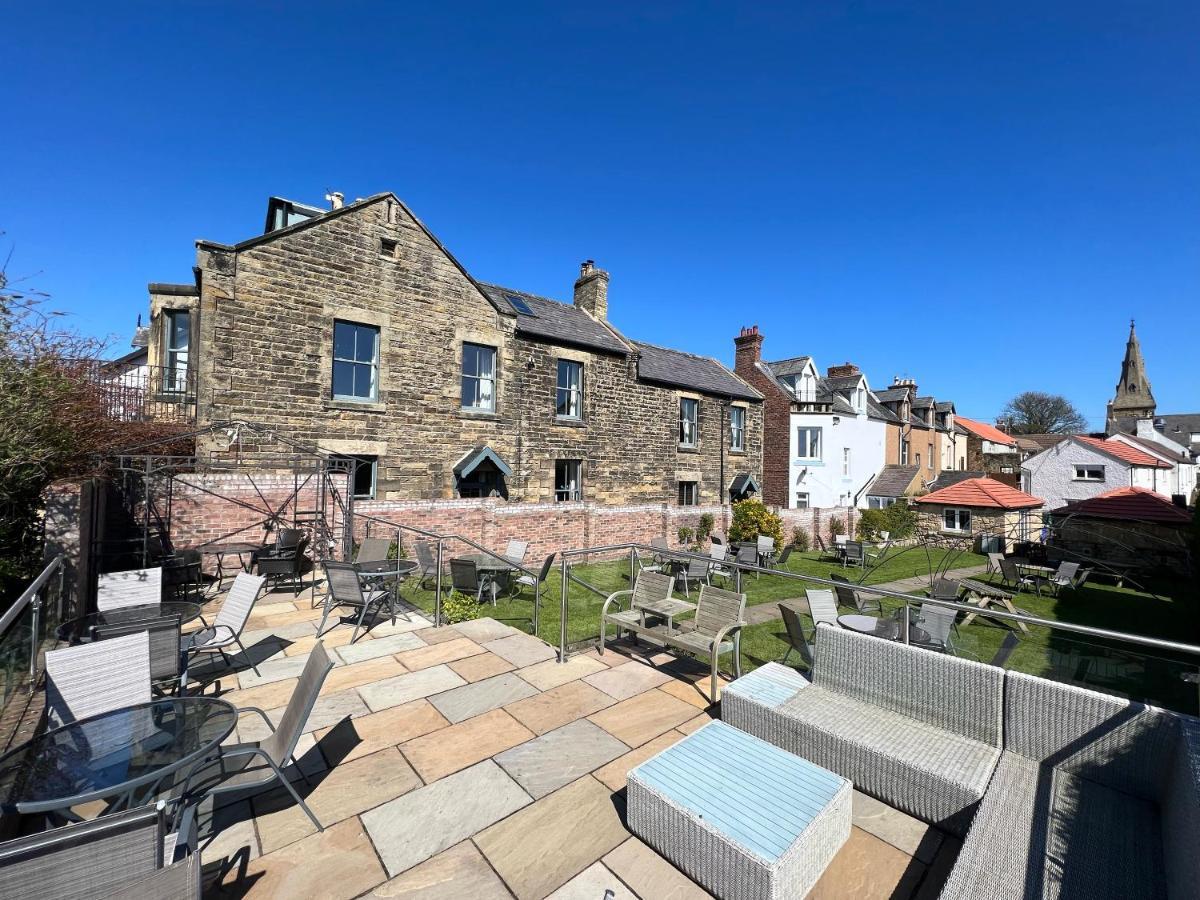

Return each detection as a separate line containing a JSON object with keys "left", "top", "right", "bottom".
{"left": 192, "top": 583, "right": 960, "bottom": 899}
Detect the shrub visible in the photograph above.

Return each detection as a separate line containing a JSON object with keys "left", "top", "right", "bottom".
{"left": 856, "top": 509, "right": 887, "bottom": 541}
{"left": 828, "top": 516, "right": 846, "bottom": 542}
{"left": 790, "top": 526, "right": 810, "bottom": 553}
{"left": 697, "top": 513, "right": 715, "bottom": 541}
{"left": 728, "top": 499, "right": 784, "bottom": 545}
{"left": 857, "top": 502, "right": 918, "bottom": 541}
{"left": 677, "top": 526, "right": 693, "bottom": 547}
{"left": 442, "top": 591, "right": 483, "bottom": 624}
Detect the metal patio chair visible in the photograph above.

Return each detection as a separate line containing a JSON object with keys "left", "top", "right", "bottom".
{"left": 670, "top": 558, "right": 707, "bottom": 598}
{"left": 97, "top": 567, "right": 163, "bottom": 612}
{"left": 830, "top": 572, "right": 882, "bottom": 616}
{"left": 912, "top": 603, "right": 964, "bottom": 655}
{"left": 707, "top": 544, "right": 735, "bottom": 587}
{"left": 183, "top": 572, "right": 266, "bottom": 679}
{"left": 778, "top": 601, "right": 815, "bottom": 669}
{"left": 1046, "top": 561, "right": 1081, "bottom": 596}
{"left": 735, "top": 543, "right": 758, "bottom": 579}
{"left": 319, "top": 561, "right": 394, "bottom": 640}
{"left": 842, "top": 540, "right": 865, "bottom": 569}
{"left": 636, "top": 536, "right": 671, "bottom": 574}
{"left": 356, "top": 537, "right": 391, "bottom": 564}
{"left": 0, "top": 802, "right": 200, "bottom": 900}
{"left": 986, "top": 552, "right": 1006, "bottom": 576}
{"left": 756, "top": 535, "right": 776, "bottom": 568}
{"left": 449, "top": 557, "right": 499, "bottom": 606}
{"left": 999, "top": 558, "right": 1040, "bottom": 595}
{"left": 513, "top": 553, "right": 555, "bottom": 599}
{"left": 173, "top": 643, "right": 334, "bottom": 838}
{"left": 504, "top": 539, "right": 529, "bottom": 564}
{"left": 774, "top": 544, "right": 793, "bottom": 570}
{"left": 413, "top": 540, "right": 440, "bottom": 589}
{"left": 806, "top": 588, "right": 841, "bottom": 632}
{"left": 256, "top": 533, "right": 310, "bottom": 596}
{"left": 45, "top": 630, "right": 152, "bottom": 728}
{"left": 91, "top": 613, "right": 186, "bottom": 696}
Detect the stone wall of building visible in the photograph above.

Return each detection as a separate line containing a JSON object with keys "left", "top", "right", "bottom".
{"left": 182, "top": 196, "right": 760, "bottom": 506}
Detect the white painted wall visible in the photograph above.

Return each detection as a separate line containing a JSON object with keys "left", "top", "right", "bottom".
{"left": 1021, "top": 440, "right": 1134, "bottom": 510}
{"left": 789, "top": 409, "right": 887, "bottom": 509}
{"left": 1120, "top": 424, "right": 1198, "bottom": 499}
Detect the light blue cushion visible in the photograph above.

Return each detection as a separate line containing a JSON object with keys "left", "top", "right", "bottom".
{"left": 723, "top": 662, "right": 809, "bottom": 709}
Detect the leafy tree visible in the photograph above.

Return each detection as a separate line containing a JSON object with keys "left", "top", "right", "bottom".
{"left": 999, "top": 391, "right": 1088, "bottom": 434}
{"left": 728, "top": 499, "right": 783, "bottom": 545}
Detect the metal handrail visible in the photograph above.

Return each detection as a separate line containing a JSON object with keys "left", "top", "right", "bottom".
{"left": 0, "top": 556, "right": 66, "bottom": 693}
{"left": 554, "top": 542, "right": 1200, "bottom": 663}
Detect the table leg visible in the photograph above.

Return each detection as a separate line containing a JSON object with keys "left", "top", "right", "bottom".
{"left": 958, "top": 593, "right": 988, "bottom": 628}
{"left": 1002, "top": 597, "right": 1031, "bottom": 634}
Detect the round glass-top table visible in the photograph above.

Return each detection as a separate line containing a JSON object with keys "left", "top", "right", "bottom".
{"left": 837, "top": 614, "right": 930, "bottom": 644}
{"left": 0, "top": 696, "right": 237, "bottom": 816}
{"left": 57, "top": 601, "right": 204, "bottom": 644}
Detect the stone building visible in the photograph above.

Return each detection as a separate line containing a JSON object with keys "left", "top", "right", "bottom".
{"left": 954, "top": 416, "right": 1022, "bottom": 475}
{"left": 143, "top": 192, "right": 762, "bottom": 505}
{"left": 1105, "top": 320, "right": 1156, "bottom": 433}
{"left": 914, "top": 477, "right": 1044, "bottom": 548}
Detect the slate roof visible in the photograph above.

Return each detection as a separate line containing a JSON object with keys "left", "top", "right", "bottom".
{"left": 867, "top": 395, "right": 899, "bottom": 423}
{"left": 927, "top": 470, "right": 987, "bottom": 491}
{"left": 868, "top": 465, "right": 922, "bottom": 497}
{"left": 765, "top": 357, "right": 812, "bottom": 378}
{"left": 477, "top": 283, "right": 629, "bottom": 356}
{"left": 1113, "top": 414, "right": 1200, "bottom": 453}
{"left": 873, "top": 387, "right": 909, "bottom": 403}
{"left": 916, "top": 477, "right": 1044, "bottom": 510}
{"left": 955, "top": 416, "right": 1017, "bottom": 447}
{"left": 1111, "top": 434, "right": 1192, "bottom": 465}
{"left": 912, "top": 396, "right": 934, "bottom": 409}
{"left": 935, "top": 401, "right": 955, "bottom": 413}
{"left": 1052, "top": 486, "right": 1190, "bottom": 524}
{"left": 1019, "top": 434, "right": 1072, "bottom": 451}
{"left": 1075, "top": 435, "right": 1173, "bottom": 469}
{"left": 825, "top": 374, "right": 863, "bottom": 392}
{"left": 634, "top": 342, "right": 761, "bottom": 401}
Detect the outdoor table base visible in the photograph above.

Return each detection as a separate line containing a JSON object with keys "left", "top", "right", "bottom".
{"left": 956, "top": 579, "right": 1029, "bottom": 634}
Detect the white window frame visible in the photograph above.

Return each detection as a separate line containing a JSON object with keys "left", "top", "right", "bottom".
{"left": 554, "top": 459, "right": 582, "bottom": 502}
{"left": 842, "top": 447, "right": 851, "bottom": 477}
{"left": 900, "top": 439, "right": 909, "bottom": 465}
{"left": 795, "top": 491, "right": 810, "bottom": 509}
{"left": 332, "top": 320, "right": 380, "bottom": 402}
{"left": 797, "top": 426, "right": 822, "bottom": 460}
{"left": 729, "top": 406, "right": 745, "bottom": 452}
{"left": 679, "top": 398, "right": 699, "bottom": 448}
{"left": 555, "top": 359, "right": 583, "bottom": 420}
{"left": 461, "top": 342, "right": 497, "bottom": 412}
{"left": 943, "top": 507, "right": 972, "bottom": 533}
{"left": 163, "top": 309, "right": 191, "bottom": 394}
{"left": 1073, "top": 464, "right": 1105, "bottom": 482}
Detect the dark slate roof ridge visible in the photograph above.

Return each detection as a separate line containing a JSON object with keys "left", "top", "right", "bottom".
{"left": 475, "top": 281, "right": 630, "bottom": 356}
{"left": 633, "top": 340, "right": 762, "bottom": 400}
{"left": 754, "top": 361, "right": 796, "bottom": 398}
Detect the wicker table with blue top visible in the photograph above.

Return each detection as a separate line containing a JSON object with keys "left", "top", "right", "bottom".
{"left": 628, "top": 720, "right": 851, "bottom": 900}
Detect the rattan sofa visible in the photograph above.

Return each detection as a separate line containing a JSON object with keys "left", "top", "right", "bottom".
{"left": 723, "top": 625, "right": 1200, "bottom": 898}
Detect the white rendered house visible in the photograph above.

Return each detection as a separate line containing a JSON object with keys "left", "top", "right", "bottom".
{"left": 1021, "top": 435, "right": 1174, "bottom": 511}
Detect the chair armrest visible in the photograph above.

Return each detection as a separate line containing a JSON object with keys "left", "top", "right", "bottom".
{"left": 711, "top": 621, "right": 746, "bottom": 648}
{"left": 601, "top": 590, "right": 634, "bottom": 617}
{"left": 236, "top": 705, "right": 277, "bottom": 733}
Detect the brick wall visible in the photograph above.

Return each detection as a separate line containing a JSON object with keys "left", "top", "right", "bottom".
{"left": 733, "top": 327, "right": 791, "bottom": 508}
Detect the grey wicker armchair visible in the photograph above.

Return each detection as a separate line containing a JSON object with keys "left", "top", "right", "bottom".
{"left": 97, "top": 567, "right": 163, "bottom": 612}
{"left": 174, "top": 642, "right": 334, "bottom": 837}
{"left": 91, "top": 613, "right": 185, "bottom": 695}
{"left": 0, "top": 802, "right": 200, "bottom": 900}
{"left": 183, "top": 572, "right": 265, "bottom": 679}
{"left": 319, "top": 561, "right": 393, "bottom": 641}
{"left": 45, "top": 630, "right": 152, "bottom": 727}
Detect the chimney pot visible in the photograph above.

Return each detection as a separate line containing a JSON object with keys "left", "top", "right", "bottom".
{"left": 326, "top": 191, "right": 345, "bottom": 210}
{"left": 733, "top": 325, "right": 764, "bottom": 371}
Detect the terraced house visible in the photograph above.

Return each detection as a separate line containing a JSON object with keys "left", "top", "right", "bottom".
{"left": 139, "top": 192, "right": 763, "bottom": 508}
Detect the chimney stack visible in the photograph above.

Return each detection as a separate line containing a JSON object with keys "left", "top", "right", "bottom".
{"left": 827, "top": 362, "right": 860, "bottom": 378}
{"left": 573, "top": 260, "right": 609, "bottom": 320}
{"left": 326, "top": 191, "right": 345, "bottom": 210}
{"left": 733, "top": 325, "right": 764, "bottom": 375}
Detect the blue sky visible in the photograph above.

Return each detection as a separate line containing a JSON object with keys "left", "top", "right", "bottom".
{"left": 4, "top": 2, "right": 1197, "bottom": 430}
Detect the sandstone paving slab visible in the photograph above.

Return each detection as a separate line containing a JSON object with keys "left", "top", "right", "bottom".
{"left": 336, "top": 632, "right": 427, "bottom": 666}
{"left": 592, "top": 730, "right": 685, "bottom": 793}
{"left": 676, "top": 712, "right": 716, "bottom": 735}
{"left": 321, "top": 656, "right": 407, "bottom": 696}
{"left": 240, "top": 620, "right": 317, "bottom": 645}
{"left": 448, "top": 651, "right": 515, "bottom": 683}
{"left": 315, "top": 699, "right": 449, "bottom": 765}
{"left": 515, "top": 655, "right": 608, "bottom": 692}
{"left": 547, "top": 862, "right": 637, "bottom": 899}
{"left": 583, "top": 661, "right": 672, "bottom": 701}
{"left": 396, "top": 636, "right": 487, "bottom": 672}
{"left": 483, "top": 633, "right": 558, "bottom": 667}
{"left": 240, "top": 688, "right": 370, "bottom": 740}
{"left": 413, "top": 625, "right": 466, "bottom": 645}
{"left": 252, "top": 747, "right": 422, "bottom": 854}
{"left": 656, "top": 676, "right": 716, "bottom": 710}
{"left": 362, "top": 608, "right": 434, "bottom": 637}
{"left": 476, "top": 775, "right": 628, "bottom": 900}
{"left": 219, "top": 676, "right": 299, "bottom": 713}
{"left": 252, "top": 606, "right": 324, "bottom": 630}
{"left": 576, "top": 648, "right": 616, "bottom": 669}
{"left": 362, "top": 841, "right": 514, "bottom": 899}
{"left": 452, "top": 617, "right": 523, "bottom": 643}
{"left": 361, "top": 760, "right": 532, "bottom": 878}
{"left": 400, "top": 708, "right": 534, "bottom": 782}
{"left": 195, "top": 799, "right": 259, "bottom": 867}
{"left": 285, "top": 626, "right": 363, "bottom": 657}
{"left": 494, "top": 719, "right": 628, "bottom": 799}
{"left": 586, "top": 689, "right": 697, "bottom": 748}
{"left": 602, "top": 837, "right": 712, "bottom": 900}
{"left": 234, "top": 654, "right": 311, "bottom": 689}
{"left": 357, "top": 665, "right": 467, "bottom": 713}
{"left": 428, "top": 672, "right": 539, "bottom": 724}
{"left": 808, "top": 826, "right": 924, "bottom": 900}
{"left": 219, "top": 816, "right": 386, "bottom": 900}
{"left": 504, "top": 680, "right": 615, "bottom": 736}
{"left": 852, "top": 789, "right": 943, "bottom": 864}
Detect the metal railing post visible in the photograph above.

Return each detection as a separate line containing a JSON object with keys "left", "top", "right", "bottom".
{"left": 629, "top": 547, "right": 636, "bottom": 585}
{"left": 434, "top": 539, "right": 444, "bottom": 627}
{"left": 533, "top": 580, "right": 540, "bottom": 638}
{"left": 902, "top": 601, "right": 910, "bottom": 645}
{"left": 735, "top": 567, "right": 742, "bottom": 595}
{"left": 559, "top": 555, "right": 569, "bottom": 662}
{"left": 29, "top": 594, "right": 41, "bottom": 690}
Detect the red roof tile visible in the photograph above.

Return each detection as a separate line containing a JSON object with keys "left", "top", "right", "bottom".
{"left": 1052, "top": 486, "right": 1191, "bottom": 524}
{"left": 1075, "top": 435, "right": 1173, "bottom": 469}
{"left": 955, "top": 416, "right": 1016, "bottom": 446}
{"left": 916, "top": 477, "right": 1044, "bottom": 510}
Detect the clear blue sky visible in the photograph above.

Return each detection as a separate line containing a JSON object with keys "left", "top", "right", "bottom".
{"left": 5, "top": 2, "right": 1197, "bottom": 430}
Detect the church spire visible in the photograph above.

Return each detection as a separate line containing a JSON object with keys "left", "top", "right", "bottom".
{"left": 1105, "top": 319, "right": 1155, "bottom": 433}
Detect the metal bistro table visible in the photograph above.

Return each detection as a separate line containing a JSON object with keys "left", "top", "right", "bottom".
{"left": 0, "top": 696, "right": 237, "bottom": 819}
{"left": 456, "top": 552, "right": 522, "bottom": 596}
{"left": 356, "top": 559, "right": 419, "bottom": 614}
{"left": 58, "top": 601, "right": 205, "bottom": 644}
{"left": 837, "top": 614, "right": 930, "bottom": 645}
{"left": 197, "top": 541, "right": 261, "bottom": 594}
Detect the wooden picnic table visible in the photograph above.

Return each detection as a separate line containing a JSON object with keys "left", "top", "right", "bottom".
{"left": 956, "top": 577, "right": 1029, "bottom": 634}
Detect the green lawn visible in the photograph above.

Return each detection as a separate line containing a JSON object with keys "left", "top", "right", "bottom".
{"left": 398, "top": 547, "right": 1198, "bottom": 714}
